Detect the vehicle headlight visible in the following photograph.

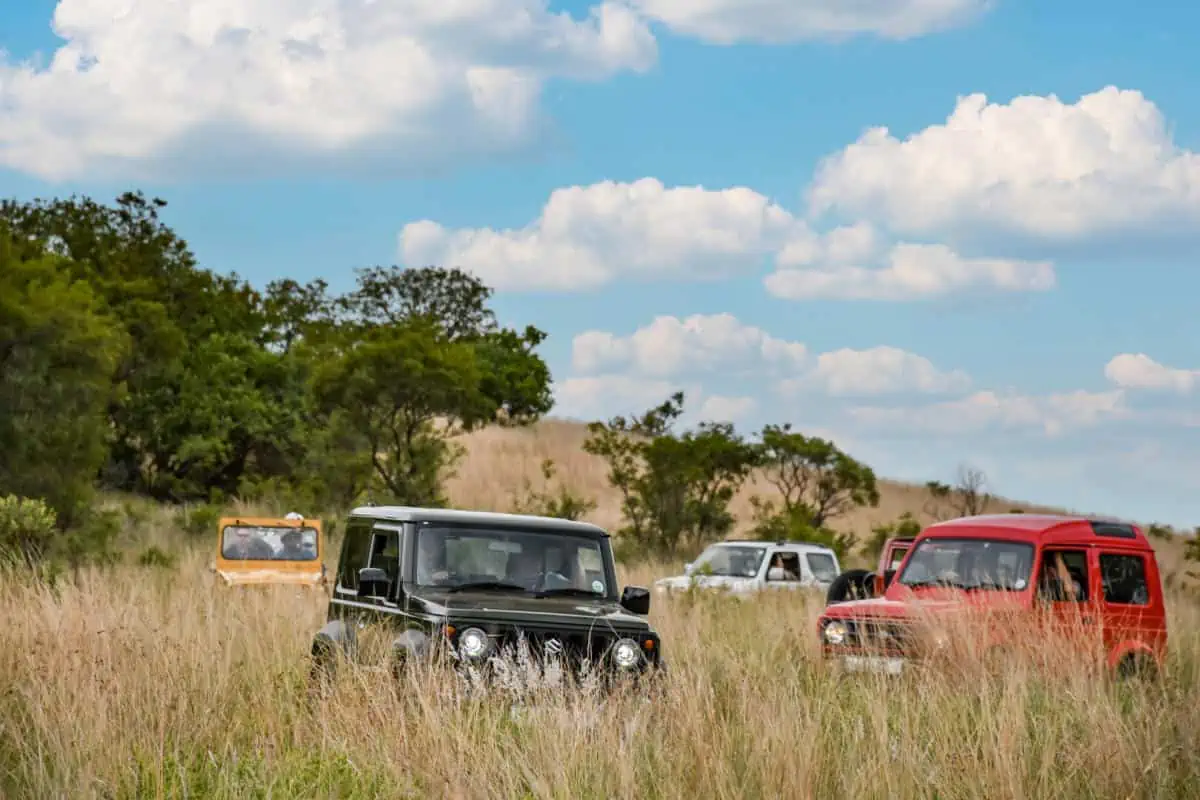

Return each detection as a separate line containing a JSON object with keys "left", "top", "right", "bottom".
{"left": 823, "top": 620, "right": 848, "bottom": 646}
{"left": 612, "top": 638, "right": 642, "bottom": 669}
{"left": 458, "top": 627, "right": 491, "bottom": 660}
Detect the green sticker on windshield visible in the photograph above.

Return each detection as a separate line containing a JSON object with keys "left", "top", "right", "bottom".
{"left": 592, "top": 580, "right": 604, "bottom": 593}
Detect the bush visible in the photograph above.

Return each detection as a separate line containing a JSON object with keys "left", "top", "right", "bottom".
{"left": 0, "top": 494, "right": 57, "bottom": 567}
{"left": 174, "top": 503, "right": 222, "bottom": 538}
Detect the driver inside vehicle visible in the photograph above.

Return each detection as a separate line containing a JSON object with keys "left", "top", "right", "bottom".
{"left": 507, "top": 545, "right": 574, "bottom": 591}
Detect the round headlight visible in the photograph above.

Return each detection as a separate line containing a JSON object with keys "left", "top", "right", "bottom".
{"left": 823, "top": 620, "right": 848, "bottom": 646}
{"left": 612, "top": 638, "right": 642, "bottom": 669}
{"left": 458, "top": 627, "right": 490, "bottom": 660}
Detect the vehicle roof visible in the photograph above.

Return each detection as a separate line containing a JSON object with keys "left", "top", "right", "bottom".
{"left": 347, "top": 505, "right": 610, "bottom": 538}
{"left": 921, "top": 513, "right": 1150, "bottom": 548}
{"left": 707, "top": 539, "right": 837, "bottom": 554}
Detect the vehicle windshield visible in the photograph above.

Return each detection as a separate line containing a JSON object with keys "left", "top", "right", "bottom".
{"left": 806, "top": 552, "right": 838, "bottom": 582}
{"left": 897, "top": 537, "right": 1034, "bottom": 591}
{"left": 415, "top": 526, "right": 611, "bottom": 596}
{"left": 221, "top": 525, "right": 318, "bottom": 561}
{"left": 688, "top": 544, "right": 766, "bottom": 578}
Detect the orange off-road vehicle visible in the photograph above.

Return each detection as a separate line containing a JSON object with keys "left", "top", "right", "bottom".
{"left": 213, "top": 513, "right": 328, "bottom": 588}
{"left": 817, "top": 514, "right": 1168, "bottom": 679}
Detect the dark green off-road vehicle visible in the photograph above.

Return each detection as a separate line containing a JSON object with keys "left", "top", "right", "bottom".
{"left": 310, "top": 506, "right": 665, "bottom": 690}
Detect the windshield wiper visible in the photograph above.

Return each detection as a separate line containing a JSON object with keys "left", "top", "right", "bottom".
{"left": 445, "top": 581, "right": 529, "bottom": 594}
{"left": 533, "top": 587, "right": 602, "bottom": 598}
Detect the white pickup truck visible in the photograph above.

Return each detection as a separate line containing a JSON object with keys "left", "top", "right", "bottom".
{"left": 653, "top": 539, "right": 841, "bottom": 596}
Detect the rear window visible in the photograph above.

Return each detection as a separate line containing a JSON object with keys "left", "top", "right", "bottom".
{"left": 807, "top": 552, "right": 838, "bottom": 582}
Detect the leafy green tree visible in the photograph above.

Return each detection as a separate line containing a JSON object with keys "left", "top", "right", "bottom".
{"left": 0, "top": 192, "right": 269, "bottom": 497}
{"left": 309, "top": 266, "right": 553, "bottom": 507}
{"left": 584, "top": 392, "right": 759, "bottom": 559}
{"left": 0, "top": 229, "right": 127, "bottom": 526}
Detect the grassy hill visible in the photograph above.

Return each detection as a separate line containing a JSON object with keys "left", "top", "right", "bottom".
{"left": 441, "top": 418, "right": 1198, "bottom": 586}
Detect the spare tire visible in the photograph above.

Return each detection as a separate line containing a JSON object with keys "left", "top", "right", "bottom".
{"left": 825, "top": 568, "right": 875, "bottom": 605}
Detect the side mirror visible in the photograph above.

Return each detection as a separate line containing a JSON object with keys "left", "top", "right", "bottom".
{"left": 620, "top": 585, "right": 651, "bottom": 615}
{"left": 358, "top": 566, "right": 389, "bottom": 597}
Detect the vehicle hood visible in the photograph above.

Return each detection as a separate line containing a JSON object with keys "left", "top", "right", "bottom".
{"left": 822, "top": 588, "right": 1026, "bottom": 621}
{"left": 408, "top": 588, "right": 652, "bottom": 631}
{"left": 654, "top": 573, "right": 759, "bottom": 593}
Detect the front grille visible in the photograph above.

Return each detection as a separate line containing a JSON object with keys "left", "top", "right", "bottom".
{"left": 843, "top": 618, "right": 912, "bottom": 653}
{"left": 448, "top": 619, "right": 653, "bottom": 676}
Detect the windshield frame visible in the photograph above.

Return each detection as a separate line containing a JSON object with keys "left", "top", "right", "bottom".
{"left": 688, "top": 543, "right": 768, "bottom": 578}
{"left": 895, "top": 536, "right": 1036, "bottom": 592}
{"left": 408, "top": 521, "right": 618, "bottom": 600}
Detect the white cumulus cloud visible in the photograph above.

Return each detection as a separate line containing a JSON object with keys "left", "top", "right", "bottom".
{"left": 0, "top": 0, "right": 657, "bottom": 180}
{"left": 1105, "top": 353, "right": 1197, "bottom": 393}
{"left": 807, "top": 86, "right": 1200, "bottom": 241}
{"left": 785, "top": 346, "right": 972, "bottom": 396}
{"left": 765, "top": 237, "right": 1055, "bottom": 301}
{"left": 630, "top": 0, "right": 990, "bottom": 44}
{"left": 403, "top": 179, "right": 1056, "bottom": 298}
{"left": 571, "top": 313, "right": 807, "bottom": 377}
{"left": 401, "top": 178, "right": 799, "bottom": 291}
{"left": 847, "top": 389, "right": 1131, "bottom": 436}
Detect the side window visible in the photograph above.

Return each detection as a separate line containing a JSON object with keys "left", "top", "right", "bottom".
{"left": 1100, "top": 553, "right": 1150, "bottom": 606}
{"left": 888, "top": 548, "right": 909, "bottom": 572}
{"left": 1036, "top": 549, "right": 1090, "bottom": 603}
{"left": 337, "top": 523, "right": 373, "bottom": 592}
{"left": 368, "top": 529, "right": 401, "bottom": 593}
{"left": 766, "top": 551, "right": 802, "bottom": 581}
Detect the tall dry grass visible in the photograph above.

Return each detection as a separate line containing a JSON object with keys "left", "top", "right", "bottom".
{"left": 6, "top": 418, "right": 1200, "bottom": 797}
{"left": 2, "top": 551, "right": 1199, "bottom": 799}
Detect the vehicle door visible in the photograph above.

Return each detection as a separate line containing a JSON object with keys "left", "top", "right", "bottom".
{"left": 763, "top": 548, "right": 804, "bottom": 591}
{"left": 1032, "top": 546, "right": 1103, "bottom": 668}
{"left": 1095, "top": 548, "right": 1163, "bottom": 666}
{"left": 331, "top": 521, "right": 406, "bottom": 664}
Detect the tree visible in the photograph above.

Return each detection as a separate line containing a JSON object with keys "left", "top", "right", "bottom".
{"left": 744, "top": 423, "right": 879, "bottom": 559}
{"left": 336, "top": 265, "right": 497, "bottom": 339}
{"left": 754, "top": 423, "right": 881, "bottom": 527}
{"left": 0, "top": 228, "right": 128, "bottom": 527}
{"left": 0, "top": 191, "right": 268, "bottom": 496}
{"left": 924, "top": 464, "right": 992, "bottom": 521}
{"left": 583, "top": 392, "right": 759, "bottom": 559}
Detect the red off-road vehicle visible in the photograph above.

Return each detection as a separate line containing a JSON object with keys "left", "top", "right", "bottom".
{"left": 817, "top": 514, "right": 1168, "bottom": 679}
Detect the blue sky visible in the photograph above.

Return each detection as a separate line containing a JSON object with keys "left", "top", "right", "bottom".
{"left": 2, "top": 0, "right": 1198, "bottom": 527}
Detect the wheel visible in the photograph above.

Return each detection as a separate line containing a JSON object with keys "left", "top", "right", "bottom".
{"left": 1116, "top": 652, "right": 1158, "bottom": 682}
{"left": 308, "top": 638, "right": 338, "bottom": 699}
{"left": 825, "top": 569, "right": 875, "bottom": 605}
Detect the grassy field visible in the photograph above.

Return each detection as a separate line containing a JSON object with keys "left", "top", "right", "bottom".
{"left": 2, "top": 419, "right": 1198, "bottom": 798}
